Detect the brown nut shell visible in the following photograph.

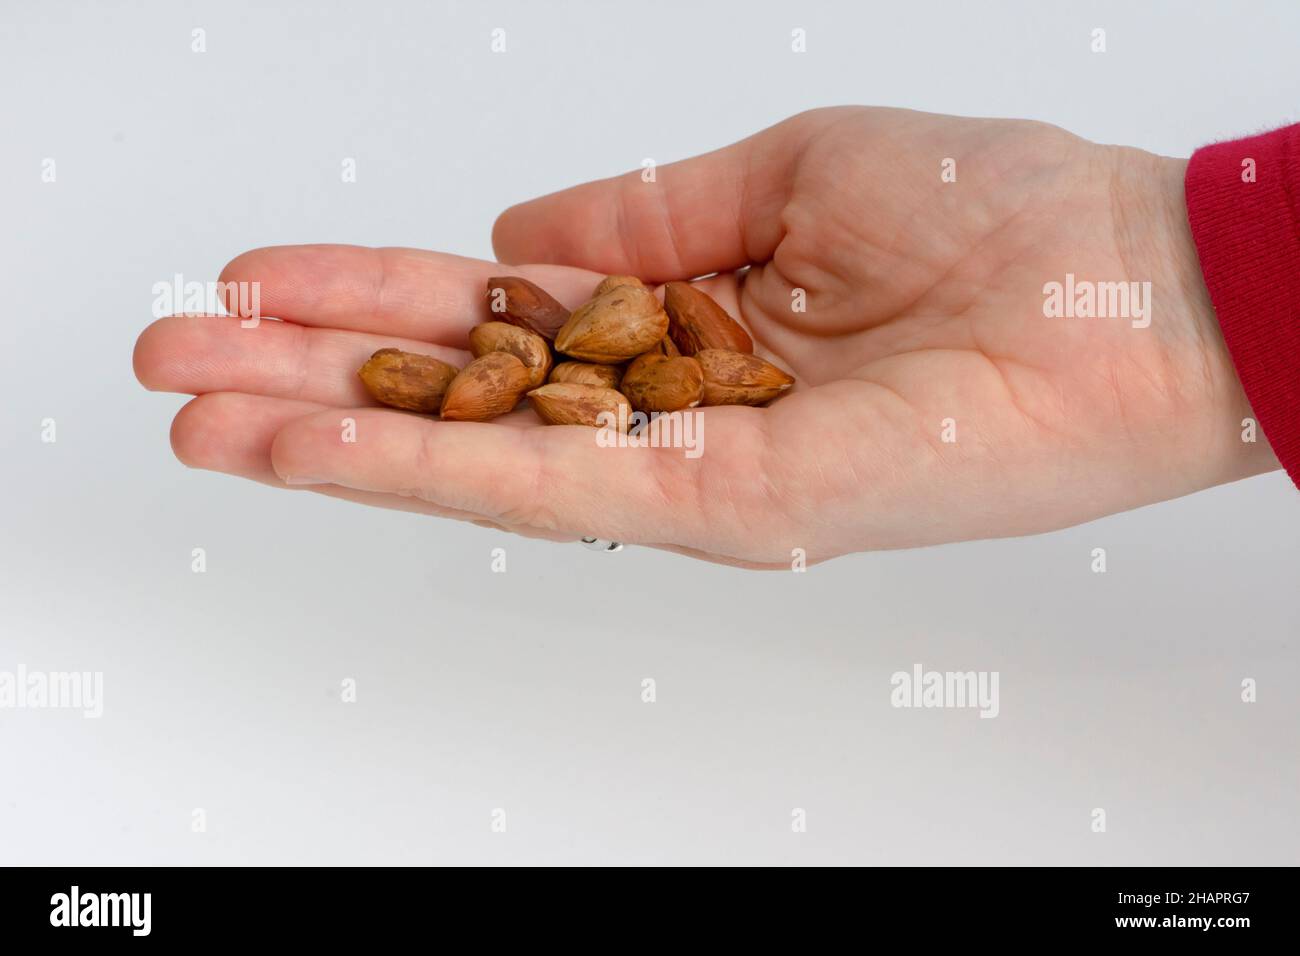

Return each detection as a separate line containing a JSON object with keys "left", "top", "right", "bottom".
{"left": 528, "top": 383, "right": 631, "bottom": 431}
{"left": 357, "top": 348, "right": 459, "bottom": 414}
{"left": 619, "top": 354, "right": 705, "bottom": 413}
{"left": 592, "top": 275, "right": 646, "bottom": 298}
{"left": 645, "top": 336, "right": 681, "bottom": 358}
{"left": 548, "top": 361, "right": 623, "bottom": 390}
{"left": 469, "top": 321, "right": 552, "bottom": 388}
{"left": 484, "top": 276, "right": 570, "bottom": 341}
{"left": 554, "top": 285, "right": 669, "bottom": 363}
{"left": 440, "top": 351, "right": 532, "bottom": 421}
{"left": 664, "top": 281, "right": 754, "bottom": 355}
{"left": 695, "top": 349, "right": 795, "bottom": 406}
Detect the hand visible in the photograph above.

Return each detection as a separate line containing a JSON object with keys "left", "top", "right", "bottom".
{"left": 134, "top": 107, "right": 1279, "bottom": 567}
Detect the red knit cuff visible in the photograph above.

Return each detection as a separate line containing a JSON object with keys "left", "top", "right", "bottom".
{"left": 1185, "top": 124, "right": 1300, "bottom": 489}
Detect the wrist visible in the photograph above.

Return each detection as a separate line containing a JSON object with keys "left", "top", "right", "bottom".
{"left": 1115, "top": 149, "right": 1281, "bottom": 490}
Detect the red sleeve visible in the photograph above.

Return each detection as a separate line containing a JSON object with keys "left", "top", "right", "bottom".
{"left": 1185, "top": 123, "right": 1300, "bottom": 488}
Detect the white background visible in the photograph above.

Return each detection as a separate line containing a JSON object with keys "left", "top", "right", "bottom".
{"left": 1, "top": 0, "right": 1297, "bottom": 864}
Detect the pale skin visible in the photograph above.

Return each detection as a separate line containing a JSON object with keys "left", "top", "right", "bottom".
{"left": 134, "top": 107, "right": 1280, "bottom": 568}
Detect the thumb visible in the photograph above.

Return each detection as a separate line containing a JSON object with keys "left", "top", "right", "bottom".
{"left": 491, "top": 111, "right": 828, "bottom": 283}
{"left": 268, "top": 406, "right": 788, "bottom": 562}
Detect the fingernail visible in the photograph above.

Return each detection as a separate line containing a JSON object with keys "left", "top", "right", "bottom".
{"left": 283, "top": 476, "right": 327, "bottom": 485}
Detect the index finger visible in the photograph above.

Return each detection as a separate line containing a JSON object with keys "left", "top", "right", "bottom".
{"left": 217, "top": 244, "right": 603, "bottom": 346}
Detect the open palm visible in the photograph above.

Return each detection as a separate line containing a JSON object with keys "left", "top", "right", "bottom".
{"left": 134, "top": 107, "right": 1273, "bottom": 566}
